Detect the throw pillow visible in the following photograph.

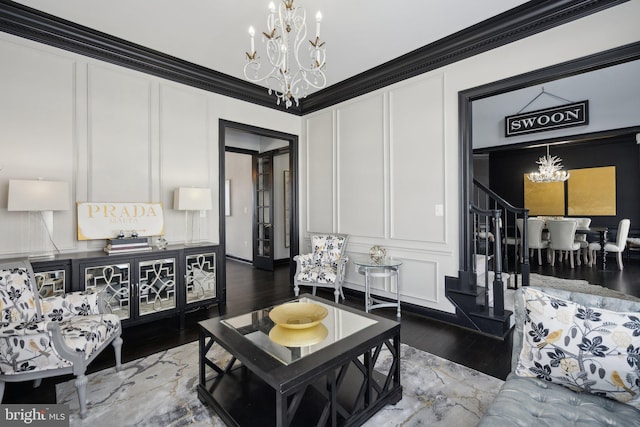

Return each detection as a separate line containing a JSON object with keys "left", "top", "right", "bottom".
{"left": 516, "top": 287, "right": 640, "bottom": 409}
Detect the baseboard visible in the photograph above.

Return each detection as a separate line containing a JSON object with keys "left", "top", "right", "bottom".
{"left": 225, "top": 255, "right": 251, "bottom": 264}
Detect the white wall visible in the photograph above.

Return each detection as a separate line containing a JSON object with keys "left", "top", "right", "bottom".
{"left": 300, "top": 1, "right": 640, "bottom": 312}
{"left": 0, "top": 32, "right": 300, "bottom": 257}
{"left": 224, "top": 151, "right": 253, "bottom": 260}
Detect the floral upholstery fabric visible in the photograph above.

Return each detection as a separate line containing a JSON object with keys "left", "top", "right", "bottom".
{"left": 296, "top": 265, "right": 339, "bottom": 284}
{"left": 0, "top": 321, "right": 72, "bottom": 374}
{"left": 296, "top": 235, "right": 347, "bottom": 284}
{"left": 60, "top": 314, "right": 120, "bottom": 358}
{"left": 0, "top": 268, "right": 38, "bottom": 323}
{"left": 516, "top": 287, "right": 640, "bottom": 409}
{"left": 0, "top": 265, "right": 121, "bottom": 376}
{"left": 40, "top": 291, "right": 100, "bottom": 321}
{"left": 312, "top": 235, "right": 346, "bottom": 269}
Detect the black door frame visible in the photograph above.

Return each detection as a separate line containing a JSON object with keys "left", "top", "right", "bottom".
{"left": 218, "top": 120, "right": 300, "bottom": 301}
{"left": 458, "top": 42, "right": 640, "bottom": 275}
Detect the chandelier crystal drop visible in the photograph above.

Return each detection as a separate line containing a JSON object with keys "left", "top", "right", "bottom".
{"left": 527, "top": 145, "right": 570, "bottom": 183}
{"left": 244, "top": 0, "right": 326, "bottom": 109}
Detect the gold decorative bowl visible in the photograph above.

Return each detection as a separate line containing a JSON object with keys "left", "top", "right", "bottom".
{"left": 268, "top": 302, "right": 328, "bottom": 330}
{"left": 269, "top": 323, "right": 328, "bottom": 347}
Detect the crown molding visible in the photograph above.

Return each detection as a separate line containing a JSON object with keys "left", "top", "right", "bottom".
{"left": 0, "top": 0, "right": 302, "bottom": 115}
{"left": 301, "top": 0, "right": 629, "bottom": 113}
{"left": 0, "top": 0, "right": 628, "bottom": 116}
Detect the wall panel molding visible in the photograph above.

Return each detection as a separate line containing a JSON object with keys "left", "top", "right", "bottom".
{"left": 337, "top": 95, "right": 385, "bottom": 237}
{"left": 389, "top": 74, "right": 446, "bottom": 243}
{"left": 87, "top": 64, "right": 152, "bottom": 202}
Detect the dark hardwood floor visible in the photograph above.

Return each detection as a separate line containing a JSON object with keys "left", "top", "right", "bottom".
{"left": 6, "top": 255, "right": 640, "bottom": 408}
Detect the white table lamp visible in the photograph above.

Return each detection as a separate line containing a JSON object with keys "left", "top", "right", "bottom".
{"left": 8, "top": 179, "right": 70, "bottom": 258}
{"left": 174, "top": 187, "right": 212, "bottom": 245}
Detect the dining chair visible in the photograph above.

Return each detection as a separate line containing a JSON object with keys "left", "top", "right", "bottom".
{"left": 502, "top": 218, "right": 521, "bottom": 262}
{"left": 588, "top": 219, "right": 631, "bottom": 270}
{"left": 573, "top": 217, "right": 591, "bottom": 265}
{"left": 546, "top": 219, "right": 580, "bottom": 268}
{"left": 524, "top": 218, "right": 549, "bottom": 265}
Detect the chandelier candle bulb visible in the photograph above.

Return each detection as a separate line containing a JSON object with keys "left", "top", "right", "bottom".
{"left": 315, "top": 12, "right": 322, "bottom": 37}
{"left": 248, "top": 26, "right": 255, "bottom": 54}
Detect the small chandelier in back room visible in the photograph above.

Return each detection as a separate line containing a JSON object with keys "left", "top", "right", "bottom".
{"left": 528, "top": 145, "right": 570, "bottom": 183}
{"left": 244, "top": 0, "right": 326, "bottom": 109}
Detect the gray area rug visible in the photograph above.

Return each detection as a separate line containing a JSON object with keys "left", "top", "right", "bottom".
{"left": 57, "top": 341, "right": 503, "bottom": 426}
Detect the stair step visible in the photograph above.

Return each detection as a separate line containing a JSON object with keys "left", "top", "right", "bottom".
{"left": 469, "top": 308, "right": 514, "bottom": 338}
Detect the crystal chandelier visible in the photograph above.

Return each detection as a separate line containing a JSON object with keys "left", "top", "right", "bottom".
{"left": 527, "top": 145, "right": 570, "bottom": 183}
{"left": 244, "top": 0, "right": 326, "bottom": 109}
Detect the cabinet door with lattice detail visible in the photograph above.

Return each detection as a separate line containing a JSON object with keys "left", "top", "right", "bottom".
{"left": 84, "top": 262, "right": 131, "bottom": 320}
{"left": 138, "top": 258, "right": 177, "bottom": 316}
{"left": 185, "top": 252, "right": 216, "bottom": 304}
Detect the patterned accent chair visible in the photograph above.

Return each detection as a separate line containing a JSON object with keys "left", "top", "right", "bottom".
{"left": 0, "top": 260, "right": 122, "bottom": 419}
{"left": 293, "top": 234, "right": 349, "bottom": 303}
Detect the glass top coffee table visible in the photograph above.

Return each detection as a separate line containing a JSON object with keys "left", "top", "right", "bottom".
{"left": 197, "top": 294, "right": 401, "bottom": 426}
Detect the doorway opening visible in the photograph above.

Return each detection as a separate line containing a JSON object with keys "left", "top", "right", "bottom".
{"left": 218, "top": 120, "right": 299, "bottom": 293}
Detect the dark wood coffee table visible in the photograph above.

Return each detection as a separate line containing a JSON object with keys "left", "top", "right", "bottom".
{"left": 197, "top": 294, "right": 401, "bottom": 426}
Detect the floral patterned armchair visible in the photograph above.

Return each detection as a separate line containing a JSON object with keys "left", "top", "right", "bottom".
{"left": 293, "top": 234, "right": 349, "bottom": 303}
{"left": 0, "top": 260, "right": 122, "bottom": 419}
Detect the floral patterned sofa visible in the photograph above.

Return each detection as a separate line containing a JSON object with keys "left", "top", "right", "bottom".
{"left": 478, "top": 285, "right": 640, "bottom": 426}
{"left": 0, "top": 260, "right": 122, "bottom": 419}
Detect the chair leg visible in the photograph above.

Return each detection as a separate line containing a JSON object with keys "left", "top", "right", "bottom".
{"left": 33, "top": 378, "right": 42, "bottom": 388}
{"left": 617, "top": 252, "right": 624, "bottom": 270}
{"left": 550, "top": 250, "right": 555, "bottom": 266}
{"left": 333, "top": 288, "right": 340, "bottom": 303}
{"left": 537, "top": 249, "right": 542, "bottom": 266}
{"left": 113, "top": 335, "right": 123, "bottom": 371}
{"left": 569, "top": 251, "right": 575, "bottom": 269}
{"left": 293, "top": 283, "right": 300, "bottom": 296}
{"left": 75, "top": 373, "right": 89, "bottom": 419}
{"left": 0, "top": 381, "right": 4, "bottom": 402}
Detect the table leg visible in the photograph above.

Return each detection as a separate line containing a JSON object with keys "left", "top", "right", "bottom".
{"left": 364, "top": 269, "right": 372, "bottom": 313}
{"left": 395, "top": 268, "right": 401, "bottom": 318}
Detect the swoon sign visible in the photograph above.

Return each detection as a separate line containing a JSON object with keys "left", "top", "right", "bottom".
{"left": 505, "top": 101, "right": 589, "bottom": 137}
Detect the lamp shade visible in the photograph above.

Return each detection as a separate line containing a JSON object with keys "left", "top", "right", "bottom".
{"left": 7, "top": 179, "right": 70, "bottom": 211}
{"left": 173, "top": 187, "right": 212, "bottom": 211}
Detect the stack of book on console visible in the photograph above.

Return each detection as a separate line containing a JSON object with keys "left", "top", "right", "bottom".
{"left": 104, "top": 237, "right": 152, "bottom": 255}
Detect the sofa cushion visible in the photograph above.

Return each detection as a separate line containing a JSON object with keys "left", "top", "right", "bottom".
{"left": 478, "top": 372, "right": 640, "bottom": 426}
{"left": 516, "top": 287, "right": 640, "bottom": 410}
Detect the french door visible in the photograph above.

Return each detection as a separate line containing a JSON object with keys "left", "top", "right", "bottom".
{"left": 253, "top": 152, "right": 274, "bottom": 271}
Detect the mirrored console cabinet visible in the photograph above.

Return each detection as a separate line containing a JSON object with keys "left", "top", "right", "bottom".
{"left": 28, "top": 243, "right": 220, "bottom": 329}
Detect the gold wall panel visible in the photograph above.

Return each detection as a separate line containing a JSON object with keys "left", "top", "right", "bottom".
{"left": 524, "top": 176, "right": 565, "bottom": 216}
{"left": 567, "top": 166, "right": 616, "bottom": 216}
